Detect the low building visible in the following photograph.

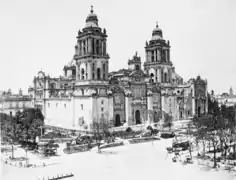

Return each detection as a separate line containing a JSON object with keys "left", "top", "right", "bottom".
{"left": 216, "top": 87, "right": 236, "bottom": 107}
{"left": 0, "top": 89, "right": 33, "bottom": 116}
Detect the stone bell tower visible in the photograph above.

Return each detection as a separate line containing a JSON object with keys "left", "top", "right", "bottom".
{"left": 144, "top": 22, "right": 173, "bottom": 85}
{"left": 74, "top": 6, "right": 110, "bottom": 86}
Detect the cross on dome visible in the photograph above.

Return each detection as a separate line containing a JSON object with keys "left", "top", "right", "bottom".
{"left": 156, "top": 21, "right": 159, "bottom": 27}
{"left": 90, "top": 5, "right": 94, "bottom": 13}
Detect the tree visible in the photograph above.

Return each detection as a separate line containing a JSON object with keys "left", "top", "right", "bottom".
{"left": 164, "top": 113, "right": 173, "bottom": 130}
{"left": 205, "top": 130, "right": 220, "bottom": 168}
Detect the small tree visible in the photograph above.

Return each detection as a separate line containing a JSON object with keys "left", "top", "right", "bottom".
{"left": 92, "top": 119, "right": 102, "bottom": 153}
{"left": 164, "top": 113, "right": 173, "bottom": 130}
{"left": 206, "top": 130, "right": 219, "bottom": 168}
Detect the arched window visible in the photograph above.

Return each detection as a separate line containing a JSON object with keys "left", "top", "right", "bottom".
{"left": 135, "top": 65, "right": 140, "bottom": 70}
{"left": 151, "top": 51, "right": 154, "bottom": 62}
{"left": 162, "top": 50, "right": 166, "bottom": 62}
{"left": 92, "top": 73, "right": 95, "bottom": 80}
{"left": 96, "top": 40, "right": 99, "bottom": 55}
{"left": 166, "top": 50, "right": 169, "bottom": 61}
{"left": 83, "top": 41, "right": 86, "bottom": 54}
{"left": 81, "top": 89, "right": 84, "bottom": 96}
{"left": 92, "top": 63, "right": 95, "bottom": 70}
{"left": 164, "top": 73, "right": 167, "bottom": 82}
{"left": 150, "top": 73, "right": 154, "bottom": 83}
{"left": 97, "top": 68, "right": 101, "bottom": 80}
{"left": 72, "top": 69, "right": 76, "bottom": 77}
{"left": 81, "top": 68, "right": 85, "bottom": 80}
{"left": 161, "top": 69, "right": 164, "bottom": 82}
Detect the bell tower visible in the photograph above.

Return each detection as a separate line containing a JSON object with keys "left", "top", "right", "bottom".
{"left": 74, "top": 6, "right": 110, "bottom": 85}
{"left": 144, "top": 22, "right": 173, "bottom": 84}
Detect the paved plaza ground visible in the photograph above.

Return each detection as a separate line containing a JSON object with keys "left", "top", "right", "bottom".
{"left": 1, "top": 139, "right": 235, "bottom": 180}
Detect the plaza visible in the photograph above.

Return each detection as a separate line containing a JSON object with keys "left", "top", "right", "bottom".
{"left": 1, "top": 138, "right": 235, "bottom": 180}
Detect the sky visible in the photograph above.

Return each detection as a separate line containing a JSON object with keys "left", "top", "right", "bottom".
{"left": 0, "top": 0, "right": 235, "bottom": 95}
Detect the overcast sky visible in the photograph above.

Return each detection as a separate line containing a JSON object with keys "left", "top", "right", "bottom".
{"left": 0, "top": 0, "right": 235, "bottom": 94}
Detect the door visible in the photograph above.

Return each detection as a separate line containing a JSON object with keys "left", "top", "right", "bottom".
{"left": 115, "top": 114, "right": 121, "bottom": 127}
{"left": 198, "top": 107, "right": 201, "bottom": 117}
{"left": 135, "top": 110, "right": 141, "bottom": 124}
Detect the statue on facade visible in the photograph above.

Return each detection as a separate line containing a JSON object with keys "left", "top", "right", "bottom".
{"left": 124, "top": 88, "right": 132, "bottom": 97}
{"left": 106, "top": 88, "right": 113, "bottom": 96}
{"left": 147, "top": 89, "right": 153, "bottom": 96}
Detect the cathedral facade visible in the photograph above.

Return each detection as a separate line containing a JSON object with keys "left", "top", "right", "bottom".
{"left": 28, "top": 7, "right": 208, "bottom": 130}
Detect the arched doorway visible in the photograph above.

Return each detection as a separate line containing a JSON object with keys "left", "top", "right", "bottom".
{"left": 198, "top": 107, "right": 201, "bottom": 117}
{"left": 115, "top": 114, "right": 121, "bottom": 127}
{"left": 135, "top": 110, "right": 141, "bottom": 124}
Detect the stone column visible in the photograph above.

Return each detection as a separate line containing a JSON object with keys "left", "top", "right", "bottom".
{"left": 161, "top": 93, "right": 165, "bottom": 119}
{"left": 103, "top": 40, "right": 106, "bottom": 55}
{"left": 106, "top": 63, "right": 109, "bottom": 80}
{"left": 147, "top": 91, "right": 153, "bottom": 124}
{"left": 81, "top": 41, "right": 83, "bottom": 56}
{"left": 88, "top": 38, "right": 92, "bottom": 54}
{"left": 125, "top": 96, "right": 132, "bottom": 126}
{"left": 76, "top": 64, "right": 79, "bottom": 81}
{"left": 145, "top": 50, "right": 148, "bottom": 62}
{"left": 93, "top": 39, "right": 97, "bottom": 54}
{"left": 101, "top": 40, "right": 103, "bottom": 55}
{"left": 154, "top": 50, "right": 156, "bottom": 62}
{"left": 87, "top": 62, "right": 92, "bottom": 80}
{"left": 101, "top": 62, "right": 103, "bottom": 80}
{"left": 125, "top": 90, "right": 132, "bottom": 126}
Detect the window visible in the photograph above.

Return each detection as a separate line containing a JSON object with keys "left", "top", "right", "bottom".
{"left": 164, "top": 73, "right": 167, "bottom": 82}
{"left": 163, "top": 50, "right": 166, "bottom": 62}
{"left": 92, "top": 73, "right": 95, "bottom": 80}
{"left": 81, "top": 104, "right": 83, "bottom": 110}
{"left": 97, "top": 68, "right": 101, "bottom": 80}
{"left": 92, "top": 63, "right": 95, "bottom": 70}
{"left": 72, "top": 69, "right": 76, "bottom": 77}
{"left": 81, "top": 68, "right": 85, "bottom": 80}
{"left": 151, "top": 51, "right": 154, "bottom": 62}
{"left": 101, "top": 100, "right": 104, "bottom": 105}
{"left": 103, "top": 73, "right": 105, "bottom": 79}
{"left": 48, "top": 103, "right": 50, "bottom": 108}
{"left": 101, "top": 107, "right": 104, "bottom": 112}
{"left": 64, "top": 103, "right": 66, "bottom": 108}
{"left": 96, "top": 40, "right": 99, "bottom": 54}
{"left": 103, "top": 63, "right": 105, "bottom": 71}
{"left": 56, "top": 103, "right": 58, "bottom": 107}
{"left": 135, "top": 65, "right": 140, "bottom": 70}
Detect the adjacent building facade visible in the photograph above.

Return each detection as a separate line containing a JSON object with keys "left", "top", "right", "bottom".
{"left": 0, "top": 89, "right": 32, "bottom": 116}
{"left": 215, "top": 87, "right": 236, "bottom": 107}
{"left": 28, "top": 7, "right": 208, "bottom": 130}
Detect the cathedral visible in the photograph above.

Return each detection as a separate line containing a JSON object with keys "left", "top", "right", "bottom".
{"left": 28, "top": 7, "right": 208, "bottom": 130}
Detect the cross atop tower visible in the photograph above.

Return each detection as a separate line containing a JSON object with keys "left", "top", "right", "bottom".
{"left": 90, "top": 5, "right": 94, "bottom": 13}
{"left": 156, "top": 21, "right": 159, "bottom": 27}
